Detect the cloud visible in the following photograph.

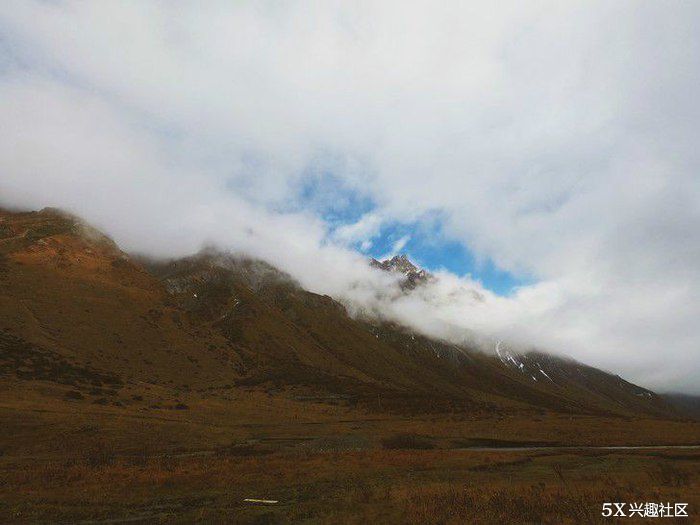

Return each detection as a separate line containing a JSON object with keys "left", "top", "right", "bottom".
{"left": 385, "top": 235, "right": 411, "bottom": 259}
{"left": 1, "top": 1, "right": 699, "bottom": 392}
{"left": 332, "top": 212, "right": 383, "bottom": 248}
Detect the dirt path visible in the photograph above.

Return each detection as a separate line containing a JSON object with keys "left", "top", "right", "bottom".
{"left": 456, "top": 444, "right": 700, "bottom": 452}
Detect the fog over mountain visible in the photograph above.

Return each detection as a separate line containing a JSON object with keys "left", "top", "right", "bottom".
{"left": 1, "top": 2, "right": 699, "bottom": 393}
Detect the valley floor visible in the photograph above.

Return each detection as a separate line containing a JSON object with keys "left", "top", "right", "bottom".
{"left": 2, "top": 381, "right": 700, "bottom": 524}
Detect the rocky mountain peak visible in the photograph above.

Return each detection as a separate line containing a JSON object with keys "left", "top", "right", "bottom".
{"left": 370, "top": 253, "right": 431, "bottom": 290}
{"left": 385, "top": 254, "right": 418, "bottom": 274}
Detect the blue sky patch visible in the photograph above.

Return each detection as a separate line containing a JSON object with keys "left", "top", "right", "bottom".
{"left": 363, "top": 219, "right": 529, "bottom": 296}
{"left": 283, "top": 169, "right": 529, "bottom": 296}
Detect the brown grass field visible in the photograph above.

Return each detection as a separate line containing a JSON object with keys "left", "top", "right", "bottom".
{"left": 2, "top": 380, "right": 700, "bottom": 524}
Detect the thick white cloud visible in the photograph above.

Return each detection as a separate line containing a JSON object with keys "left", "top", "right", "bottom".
{"left": 1, "top": 1, "right": 699, "bottom": 392}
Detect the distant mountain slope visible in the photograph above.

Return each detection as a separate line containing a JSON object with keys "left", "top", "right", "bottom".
{"left": 663, "top": 394, "right": 700, "bottom": 420}
{"left": 0, "top": 207, "right": 675, "bottom": 417}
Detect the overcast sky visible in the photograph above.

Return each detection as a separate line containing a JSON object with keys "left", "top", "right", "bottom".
{"left": 1, "top": 1, "right": 699, "bottom": 393}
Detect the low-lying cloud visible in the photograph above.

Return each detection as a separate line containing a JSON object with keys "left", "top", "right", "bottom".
{"left": 1, "top": 1, "right": 699, "bottom": 393}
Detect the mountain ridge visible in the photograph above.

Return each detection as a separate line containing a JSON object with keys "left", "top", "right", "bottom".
{"left": 0, "top": 207, "right": 680, "bottom": 418}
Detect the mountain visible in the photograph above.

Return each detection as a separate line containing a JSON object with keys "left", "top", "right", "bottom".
{"left": 0, "top": 207, "right": 677, "bottom": 417}
{"left": 370, "top": 254, "right": 431, "bottom": 290}
{"left": 663, "top": 393, "right": 700, "bottom": 420}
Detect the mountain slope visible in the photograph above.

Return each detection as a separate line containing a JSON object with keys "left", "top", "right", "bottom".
{"left": 0, "top": 208, "right": 243, "bottom": 395}
{"left": 0, "top": 207, "right": 674, "bottom": 418}
{"left": 663, "top": 393, "right": 700, "bottom": 420}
